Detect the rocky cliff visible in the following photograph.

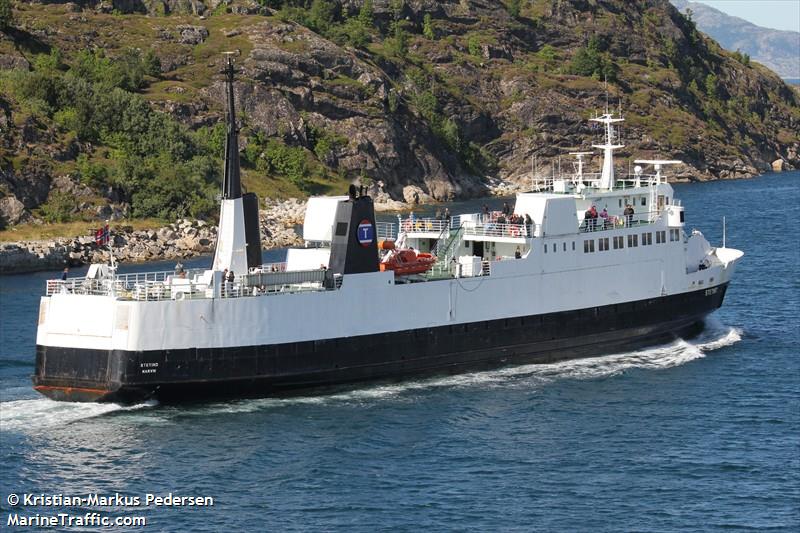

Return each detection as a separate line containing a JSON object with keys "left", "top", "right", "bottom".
{"left": 1, "top": 0, "right": 798, "bottom": 228}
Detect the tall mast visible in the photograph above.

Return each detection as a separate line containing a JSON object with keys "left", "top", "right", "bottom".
{"left": 590, "top": 113, "right": 624, "bottom": 191}
{"left": 222, "top": 55, "right": 242, "bottom": 200}
{"left": 212, "top": 54, "right": 249, "bottom": 276}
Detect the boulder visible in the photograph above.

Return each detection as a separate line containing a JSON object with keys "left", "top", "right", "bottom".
{"left": 0, "top": 196, "right": 28, "bottom": 225}
{"left": 402, "top": 185, "right": 433, "bottom": 205}
{"left": 176, "top": 25, "right": 209, "bottom": 45}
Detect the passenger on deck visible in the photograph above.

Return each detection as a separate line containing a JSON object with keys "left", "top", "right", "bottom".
{"left": 600, "top": 208, "right": 610, "bottom": 228}
{"left": 585, "top": 206, "right": 598, "bottom": 231}
{"left": 61, "top": 267, "right": 69, "bottom": 281}
{"left": 515, "top": 246, "right": 522, "bottom": 259}
{"left": 525, "top": 214, "right": 534, "bottom": 237}
{"left": 624, "top": 204, "right": 635, "bottom": 226}
{"left": 435, "top": 208, "right": 442, "bottom": 220}
{"left": 502, "top": 202, "right": 511, "bottom": 216}
{"left": 444, "top": 207, "right": 451, "bottom": 225}
{"left": 482, "top": 204, "right": 490, "bottom": 221}
{"left": 226, "top": 270, "right": 235, "bottom": 283}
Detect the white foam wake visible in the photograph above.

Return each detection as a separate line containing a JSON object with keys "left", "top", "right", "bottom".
{"left": 200, "top": 321, "right": 744, "bottom": 413}
{"left": 0, "top": 399, "right": 157, "bottom": 434}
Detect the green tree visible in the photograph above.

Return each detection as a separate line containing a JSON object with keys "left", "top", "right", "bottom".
{"left": 508, "top": 0, "right": 521, "bottom": 18}
{"left": 34, "top": 49, "right": 64, "bottom": 72}
{"left": 308, "top": 0, "right": 335, "bottom": 34}
{"left": 537, "top": 44, "right": 556, "bottom": 61}
{"left": 567, "top": 38, "right": 618, "bottom": 82}
{"left": 704, "top": 73, "right": 719, "bottom": 100}
{"left": 423, "top": 13, "right": 434, "bottom": 39}
{"left": 467, "top": 35, "right": 482, "bottom": 57}
{"left": 39, "top": 191, "right": 75, "bottom": 223}
{"left": 265, "top": 139, "right": 308, "bottom": 188}
{"left": 335, "top": 17, "right": 369, "bottom": 48}
{"left": 390, "top": 0, "right": 404, "bottom": 21}
{"left": 142, "top": 50, "right": 161, "bottom": 77}
{"left": 75, "top": 154, "right": 110, "bottom": 188}
{"left": 385, "top": 22, "right": 408, "bottom": 57}
{"left": 0, "top": 0, "right": 13, "bottom": 32}
{"left": 358, "top": 0, "right": 374, "bottom": 27}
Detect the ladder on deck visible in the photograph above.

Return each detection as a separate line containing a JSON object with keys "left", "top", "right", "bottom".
{"left": 428, "top": 224, "right": 465, "bottom": 277}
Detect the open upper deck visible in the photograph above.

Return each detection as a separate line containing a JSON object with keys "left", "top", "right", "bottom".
{"left": 45, "top": 263, "right": 335, "bottom": 302}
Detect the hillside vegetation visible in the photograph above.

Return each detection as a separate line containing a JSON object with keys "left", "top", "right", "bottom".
{"left": 0, "top": 0, "right": 798, "bottom": 229}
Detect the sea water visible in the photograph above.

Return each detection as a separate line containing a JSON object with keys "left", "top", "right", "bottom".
{"left": 0, "top": 173, "right": 797, "bottom": 531}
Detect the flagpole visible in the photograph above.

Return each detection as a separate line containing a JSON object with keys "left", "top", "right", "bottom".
{"left": 106, "top": 220, "right": 116, "bottom": 272}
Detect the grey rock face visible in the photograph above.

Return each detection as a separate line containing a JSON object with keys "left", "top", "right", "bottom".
{"left": 176, "top": 25, "right": 209, "bottom": 45}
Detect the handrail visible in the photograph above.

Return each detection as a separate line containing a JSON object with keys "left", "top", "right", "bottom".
{"left": 376, "top": 221, "right": 397, "bottom": 241}
{"left": 579, "top": 210, "right": 662, "bottom": 232}
{"left": 399, "top": 217, "right": 449, "bottom": 234}
{"left": 46, "top": 265, "right": 332, "bottom": 301}
{"left": 462, "top": 221, "right": 530, "bottom": 239}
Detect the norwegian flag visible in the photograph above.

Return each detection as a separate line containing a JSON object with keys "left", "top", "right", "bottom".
{"left": 95, "top": 224, "right": 110, "bottom": 246}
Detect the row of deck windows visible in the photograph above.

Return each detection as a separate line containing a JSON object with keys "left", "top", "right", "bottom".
{"left": 616, "top": 197, "right": 670, "bottom": 208}
{"left": 542, "top": 229, "right": 680, "bottom": 254}
{"left": 543, "top": 242, "right": 577, "bottom": 253}
{"left": 583, "top": 230, "right": 678, "bottom": 253}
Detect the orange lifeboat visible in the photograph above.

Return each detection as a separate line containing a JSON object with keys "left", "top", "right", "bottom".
{"left": 380, "top": 249, "right": 437, "bottom": 276}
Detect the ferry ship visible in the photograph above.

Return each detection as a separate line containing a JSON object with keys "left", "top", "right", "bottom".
{"left": 33, "top": 59, "right": 743, "bottom": 403}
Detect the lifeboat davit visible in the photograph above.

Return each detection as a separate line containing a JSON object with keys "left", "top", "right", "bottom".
{"left": 380, "top": 249, "right": 437, "bottom": 276}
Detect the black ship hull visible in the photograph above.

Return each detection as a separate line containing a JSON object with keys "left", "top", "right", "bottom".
{"left": 33, "top": 283, "right": 728, "bottom": 403}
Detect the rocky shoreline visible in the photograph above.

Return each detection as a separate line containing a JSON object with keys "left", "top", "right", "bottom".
{"left": 0, "top": 199, "right": 307, "bottom": 275}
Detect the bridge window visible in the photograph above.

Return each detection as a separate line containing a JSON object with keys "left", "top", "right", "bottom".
{"left": 641, "top": 197, "right": 647, "bottom": 206}
{"left": 656, "top": 230, "right": 666, "bottom": 244}
{"left": 563, "top": 242, "right": 567, "bottom": 252}
{"left": 584, "top": 240, "right": 595, "bottom": 253}
{"left": 670, "top": 229, "right": 680, "bottom": 242}
{"left": 627, "top": 234, "right": 638, "bottom": 247}
{"left": 599, "top": 237, "right": 609, "bottom": 251}
{"left": 613, "top": 236, "right": 624, "bottom": 249}
{"left": 619, "top": 199, "right": 623, "bottom": 208}
{"left": 572, "top": 241, "right": 576, "bottom": 251}
{"left": 641, "top": 232, "right": 653, "bottom": 245}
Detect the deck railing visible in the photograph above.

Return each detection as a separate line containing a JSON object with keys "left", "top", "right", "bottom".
{"left": 579, "top": 210, "right": 662, "bottom": 233}
{"left": 399, "top": 217, "right": 449, "bottom": 234}
{"left": 462, "top": 221, "right": 530, "bottom": 239}
{"left": 532, "top": 172, "right": 670, "bottom": 193}
{"left": 376, "top": 221, "right": 397, "bottom": 241}
{"left": 47, "top": 265, "right": 332, "bottom": 301}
